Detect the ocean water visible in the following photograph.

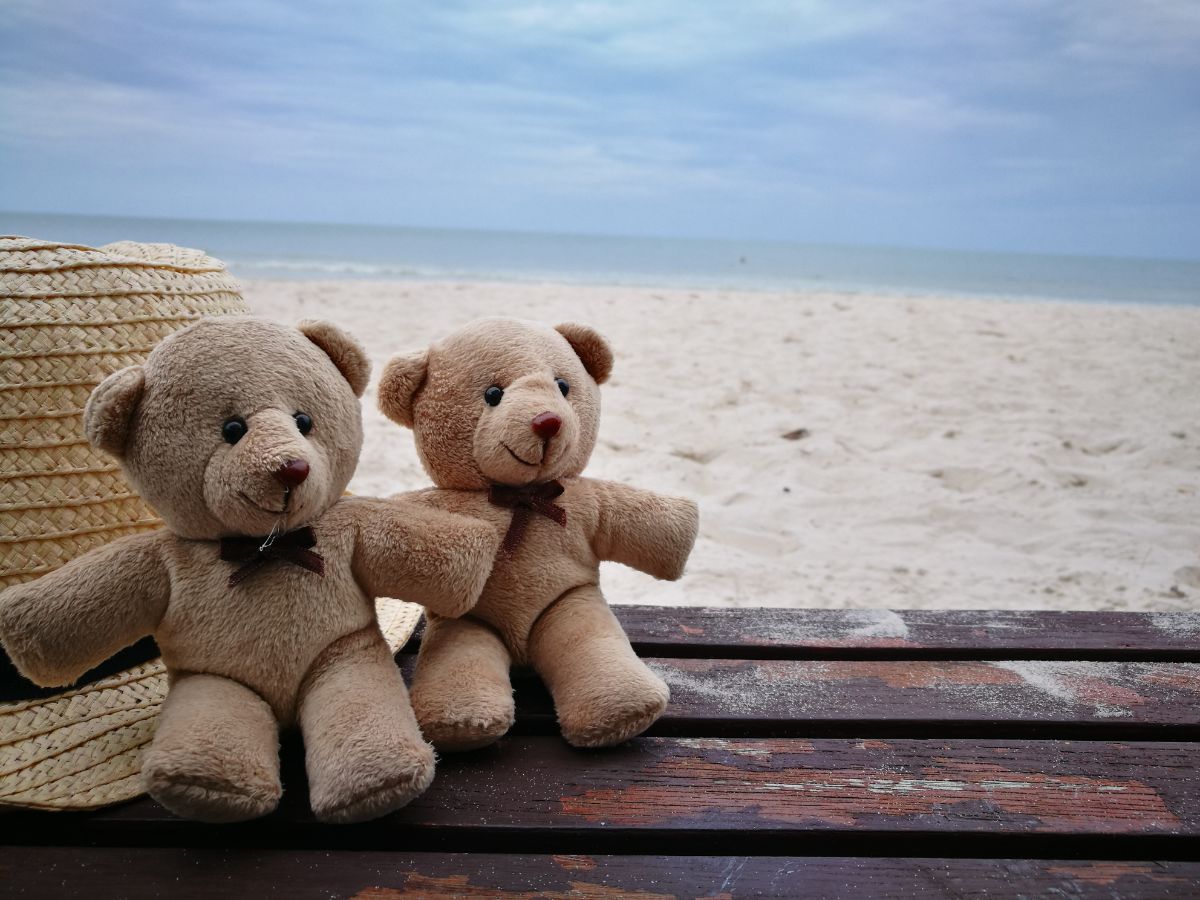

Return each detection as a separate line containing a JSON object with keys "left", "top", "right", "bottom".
{"left": 4, "top": 211, "right": 1199, "bottom": 306}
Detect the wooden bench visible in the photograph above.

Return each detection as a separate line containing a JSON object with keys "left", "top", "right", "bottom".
{"left": 3, "top": 606, "right": 1199, "bottom": 897}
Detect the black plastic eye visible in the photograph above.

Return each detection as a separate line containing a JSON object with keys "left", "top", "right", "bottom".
{"left": 221, "top": 417, "right": 247, "bottom": 445}
{"left": 484, "top": 386, "right": 504, "bottom": 407}
{"left": 294, "top": 412, "right": 313, "bottom": 435}
{"left": 555, "top": 378, "right": 570, "bottom": 397}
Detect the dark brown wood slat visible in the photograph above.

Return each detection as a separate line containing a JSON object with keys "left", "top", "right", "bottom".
{"left": 495, "top": 658, "right": 1200, "bottom": 738}
{"left": 2, "top": 849, "right": 1198, "bottom": 899}
{"left": 604, "top": 607, "right": 1200, "bottom": 660}
{"left": 6, "top": 738, "right": 1198, "bottom": 852}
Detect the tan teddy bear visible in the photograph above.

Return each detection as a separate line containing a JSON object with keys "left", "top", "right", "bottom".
{"left": 0, "top": 317, "right": 499, "bottom": 823}
{"left": 378, "top": 317, "right": 699, "bottom": 750}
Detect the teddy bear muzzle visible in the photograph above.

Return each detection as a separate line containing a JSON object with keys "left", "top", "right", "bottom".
{"left": 202, "top": 407, "right": 333, "bottom": 536}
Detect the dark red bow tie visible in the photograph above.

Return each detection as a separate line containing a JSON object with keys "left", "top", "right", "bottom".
{"left": 488, "top": 480, "right": 568, "bottom": 560}
{"left": 219, "top": 526, "right": 325, "bottom": 587}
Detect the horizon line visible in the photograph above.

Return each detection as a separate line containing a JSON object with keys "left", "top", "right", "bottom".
{"left": 3, "top": 208, "right": 1199, "bottom": 267}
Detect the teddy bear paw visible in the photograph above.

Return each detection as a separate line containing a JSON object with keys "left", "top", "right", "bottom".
{"left": 310, "top": 741, "right": 436, "bottom": 824}
{"left": 419, "top": 708, "right": 515, "bottom": 753}
{"left": 142, "top": 752, "right": 282, "bottom": 823}
{"left": 559, "top": 680, "right": 670, "bottom": 749}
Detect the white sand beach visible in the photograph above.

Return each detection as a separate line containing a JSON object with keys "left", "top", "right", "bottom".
{"left": 244, "top": 279, "right": 1200, "bottom": 613}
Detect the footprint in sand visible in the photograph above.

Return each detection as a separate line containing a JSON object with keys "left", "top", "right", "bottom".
{"left": 1174, "top": 566, "right": 1200, "bottom": 590}
{"left": 671, "top": 446, "right": 721, "bottom": 464}
{"left": 1081, "top": 438, "right": 1139, "bottom": 456}
{"left": 714, "top": 525, "right": 793, "bottom": 557}
{"left": 1051, "top": 471, "right": 1090, "bottom": 489}
{"left": 929, "top": 467, "right": 993, "bottom": 493}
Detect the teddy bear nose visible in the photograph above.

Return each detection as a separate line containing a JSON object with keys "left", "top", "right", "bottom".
{"left": 531, "top": 412, "right": 562, "bottom": 440}
{"left": 274, "top": 458, "right": 310, "bottom": 487}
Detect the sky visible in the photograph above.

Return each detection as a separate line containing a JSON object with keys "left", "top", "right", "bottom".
{"left": 1, "top": 1, "right": 1197, "bottom": 259}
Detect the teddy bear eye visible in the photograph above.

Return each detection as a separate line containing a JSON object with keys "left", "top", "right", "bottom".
{"left": 555, "top": 378, "right": 569, "bottom": 397}
{"left": 221, "top": 417, "right": 247, "bottom": 445}
{"left": 484, "top": 386, "right": 504, "bottom": 407}
{"left": 294, "top": 412, "right": 313, "bottom": 435}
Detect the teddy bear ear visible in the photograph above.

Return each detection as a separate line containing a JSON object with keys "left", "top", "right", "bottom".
{"left": 555, "top": 322, "right": 613, "bottom": 385}
{"left": 297, "top": 320, "right": 371, "bottom": 397}
{"left": 84, "top": 366, "right": 146, "bottom": 457}
{"left": 377, "top": 351, "right": 429, "bottom": 428}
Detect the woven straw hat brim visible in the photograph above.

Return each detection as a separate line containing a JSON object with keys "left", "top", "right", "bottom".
{"left": 0, "top": 597, "right": 422, "bottom": 812}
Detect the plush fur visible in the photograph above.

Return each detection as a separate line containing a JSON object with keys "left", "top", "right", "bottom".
{"left": 0, "top": 317, "right": 499, "bottom": 823}
{"left": 379, "top": 317, "right": 699, "bottom": 749}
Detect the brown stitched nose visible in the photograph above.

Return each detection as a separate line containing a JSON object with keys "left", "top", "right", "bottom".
{"left": 531, "top": 412, "right": 561, "bottom": 440}
{"left": 274, "top": 459, "right": 309, "bottom": 487}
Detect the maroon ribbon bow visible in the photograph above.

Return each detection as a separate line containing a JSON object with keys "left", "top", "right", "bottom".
{"left": 488, "top": 480, "right": 568, "bottom": 560}
{"left": 219, "top": 526, "right": 325, "bottom": 587}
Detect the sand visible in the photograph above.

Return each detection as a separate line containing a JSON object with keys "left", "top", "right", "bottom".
{"left": 242, "top": 279, "right": 1200, "bottom": 612}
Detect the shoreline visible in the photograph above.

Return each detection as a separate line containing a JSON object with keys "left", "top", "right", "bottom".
{"left": 224, "top": 269, "right": 1200, "bottom": 310}
{"left": 242, "top": 277, "right": 1200, "bottom": 613}
{"left": 6, "top": 211, "right": 1199, "bottom": 307}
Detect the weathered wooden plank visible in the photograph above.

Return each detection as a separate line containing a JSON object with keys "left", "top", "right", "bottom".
{"left": 9, "top": 608, "right": 1195, "bottom": 704}
{"left": 5, "top": 738, "right": 1198, "bottom": 851}
{"left": 603, "top": 607, "right": 1200, "bottom": 660}
{"left": 494, "top": 658, "right": 1200, "bottom": 737}
{"left": 2, "top": 849, "right": 1198, "bottom": 899}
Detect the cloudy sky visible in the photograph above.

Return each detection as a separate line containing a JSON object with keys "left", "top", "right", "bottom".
{"left": 1, "top": 1, "right": 1197, "bottom": 258}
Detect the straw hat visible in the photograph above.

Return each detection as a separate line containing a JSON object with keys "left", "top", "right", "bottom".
{"left": 0, "top": 236, "right": 424, "bottom": 810}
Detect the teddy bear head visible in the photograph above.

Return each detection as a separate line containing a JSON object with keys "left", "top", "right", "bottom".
{"left": 83, "top": 317, "right": 370, "bottom": 540}
{"left": 378, "top": 317, "right": 613, "bottom": 490}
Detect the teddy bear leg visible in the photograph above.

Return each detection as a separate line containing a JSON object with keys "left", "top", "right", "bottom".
{"left": 411, "top": 614, "right": 515, "bottom": 752}
{"left": 529, "top": 585, "right": 669, "bottom": 748}
{"left": 297, "top": 625, "right": 435, "bottom": 824}
{"left": 141, "top": 673, "right": 281, "bottom": 823}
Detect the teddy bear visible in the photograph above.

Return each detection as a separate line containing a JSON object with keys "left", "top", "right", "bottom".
{"left": 0, "top": 317, "right": 500, "bottom": 823}
{"left": 377, "top": 317, "right": 699, "bottom": 750}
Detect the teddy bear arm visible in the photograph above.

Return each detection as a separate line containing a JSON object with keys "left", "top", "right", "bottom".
{"left": 351, "top": 499, "right": 500, "bottom": 618}
{"left": 591, "top": 481, "right": 700, "bottom": 581}
{"left": 0, "top": 532, "right": 171, "bottom": 687}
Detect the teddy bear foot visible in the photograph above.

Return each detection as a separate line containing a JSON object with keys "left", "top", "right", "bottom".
{"left": 140, "top": 672, "right": 283, "bottom": 822}
{"left": 309, "top": 742, "right": 436, "bottom": 824}
{"left": 559, "top": 681, "right": 670, "bottom": 749}
{"left": 420, "top": 710, "right": 515, "bottom": 752}
{"left": 143, "top": 758, "right": 282, "bottom": 823}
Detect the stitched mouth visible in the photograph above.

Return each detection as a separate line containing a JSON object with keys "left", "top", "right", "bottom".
{"left": 238, "top": 491, "right": 287, "bottom": 515}
{"left": 502, "top": 443, "right": 540, "bottom": 467}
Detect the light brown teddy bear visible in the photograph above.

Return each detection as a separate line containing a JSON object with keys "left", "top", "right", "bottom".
{"left": 378, "top": 317, "right": 699, "bottom": 750}
{"left": 0, "top": 317, "right": 500, "bottom": 823}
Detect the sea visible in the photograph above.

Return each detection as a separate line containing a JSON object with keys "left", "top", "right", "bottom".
{"left": 4, "top": 212, "right": 1198, "bottom": 306}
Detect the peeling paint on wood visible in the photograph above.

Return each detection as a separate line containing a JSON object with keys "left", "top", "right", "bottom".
{"left": 647, "top": 657, "right": 1200, "bottom": 725}
{"left": 355, "top": 877, "right": 674, "bottom": 899}
{"left": 561, "top": 756, "right": 1183, "bottom": 832}
{"left": 1143, "top": 670, "right": 1200, "bottom": 693}
{"left": 553, "top": 855, "right": 598, "bottom": 871}
{"left": 615, "top": 606, "right": 1200, "bottom": 657}
{"left": 10, "top": 850, "right": 1200, "bottom": 900}
{"left": 1045, "top": 862, "right": 1187, "bottom": 887}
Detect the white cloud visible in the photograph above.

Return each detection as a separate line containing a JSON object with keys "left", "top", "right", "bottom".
{"left": 0, "top": 0, "right": 1195, "bottom": 254}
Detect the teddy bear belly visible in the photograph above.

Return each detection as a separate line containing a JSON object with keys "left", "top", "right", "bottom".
{"left": 411, "top": 485, "right": 605, "bottom": 663}
{"left": 468, "top": 552, "right": 602, "bottom": 664}
{"left": 155, "top": 564, "right": 375, "bottom": 724}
